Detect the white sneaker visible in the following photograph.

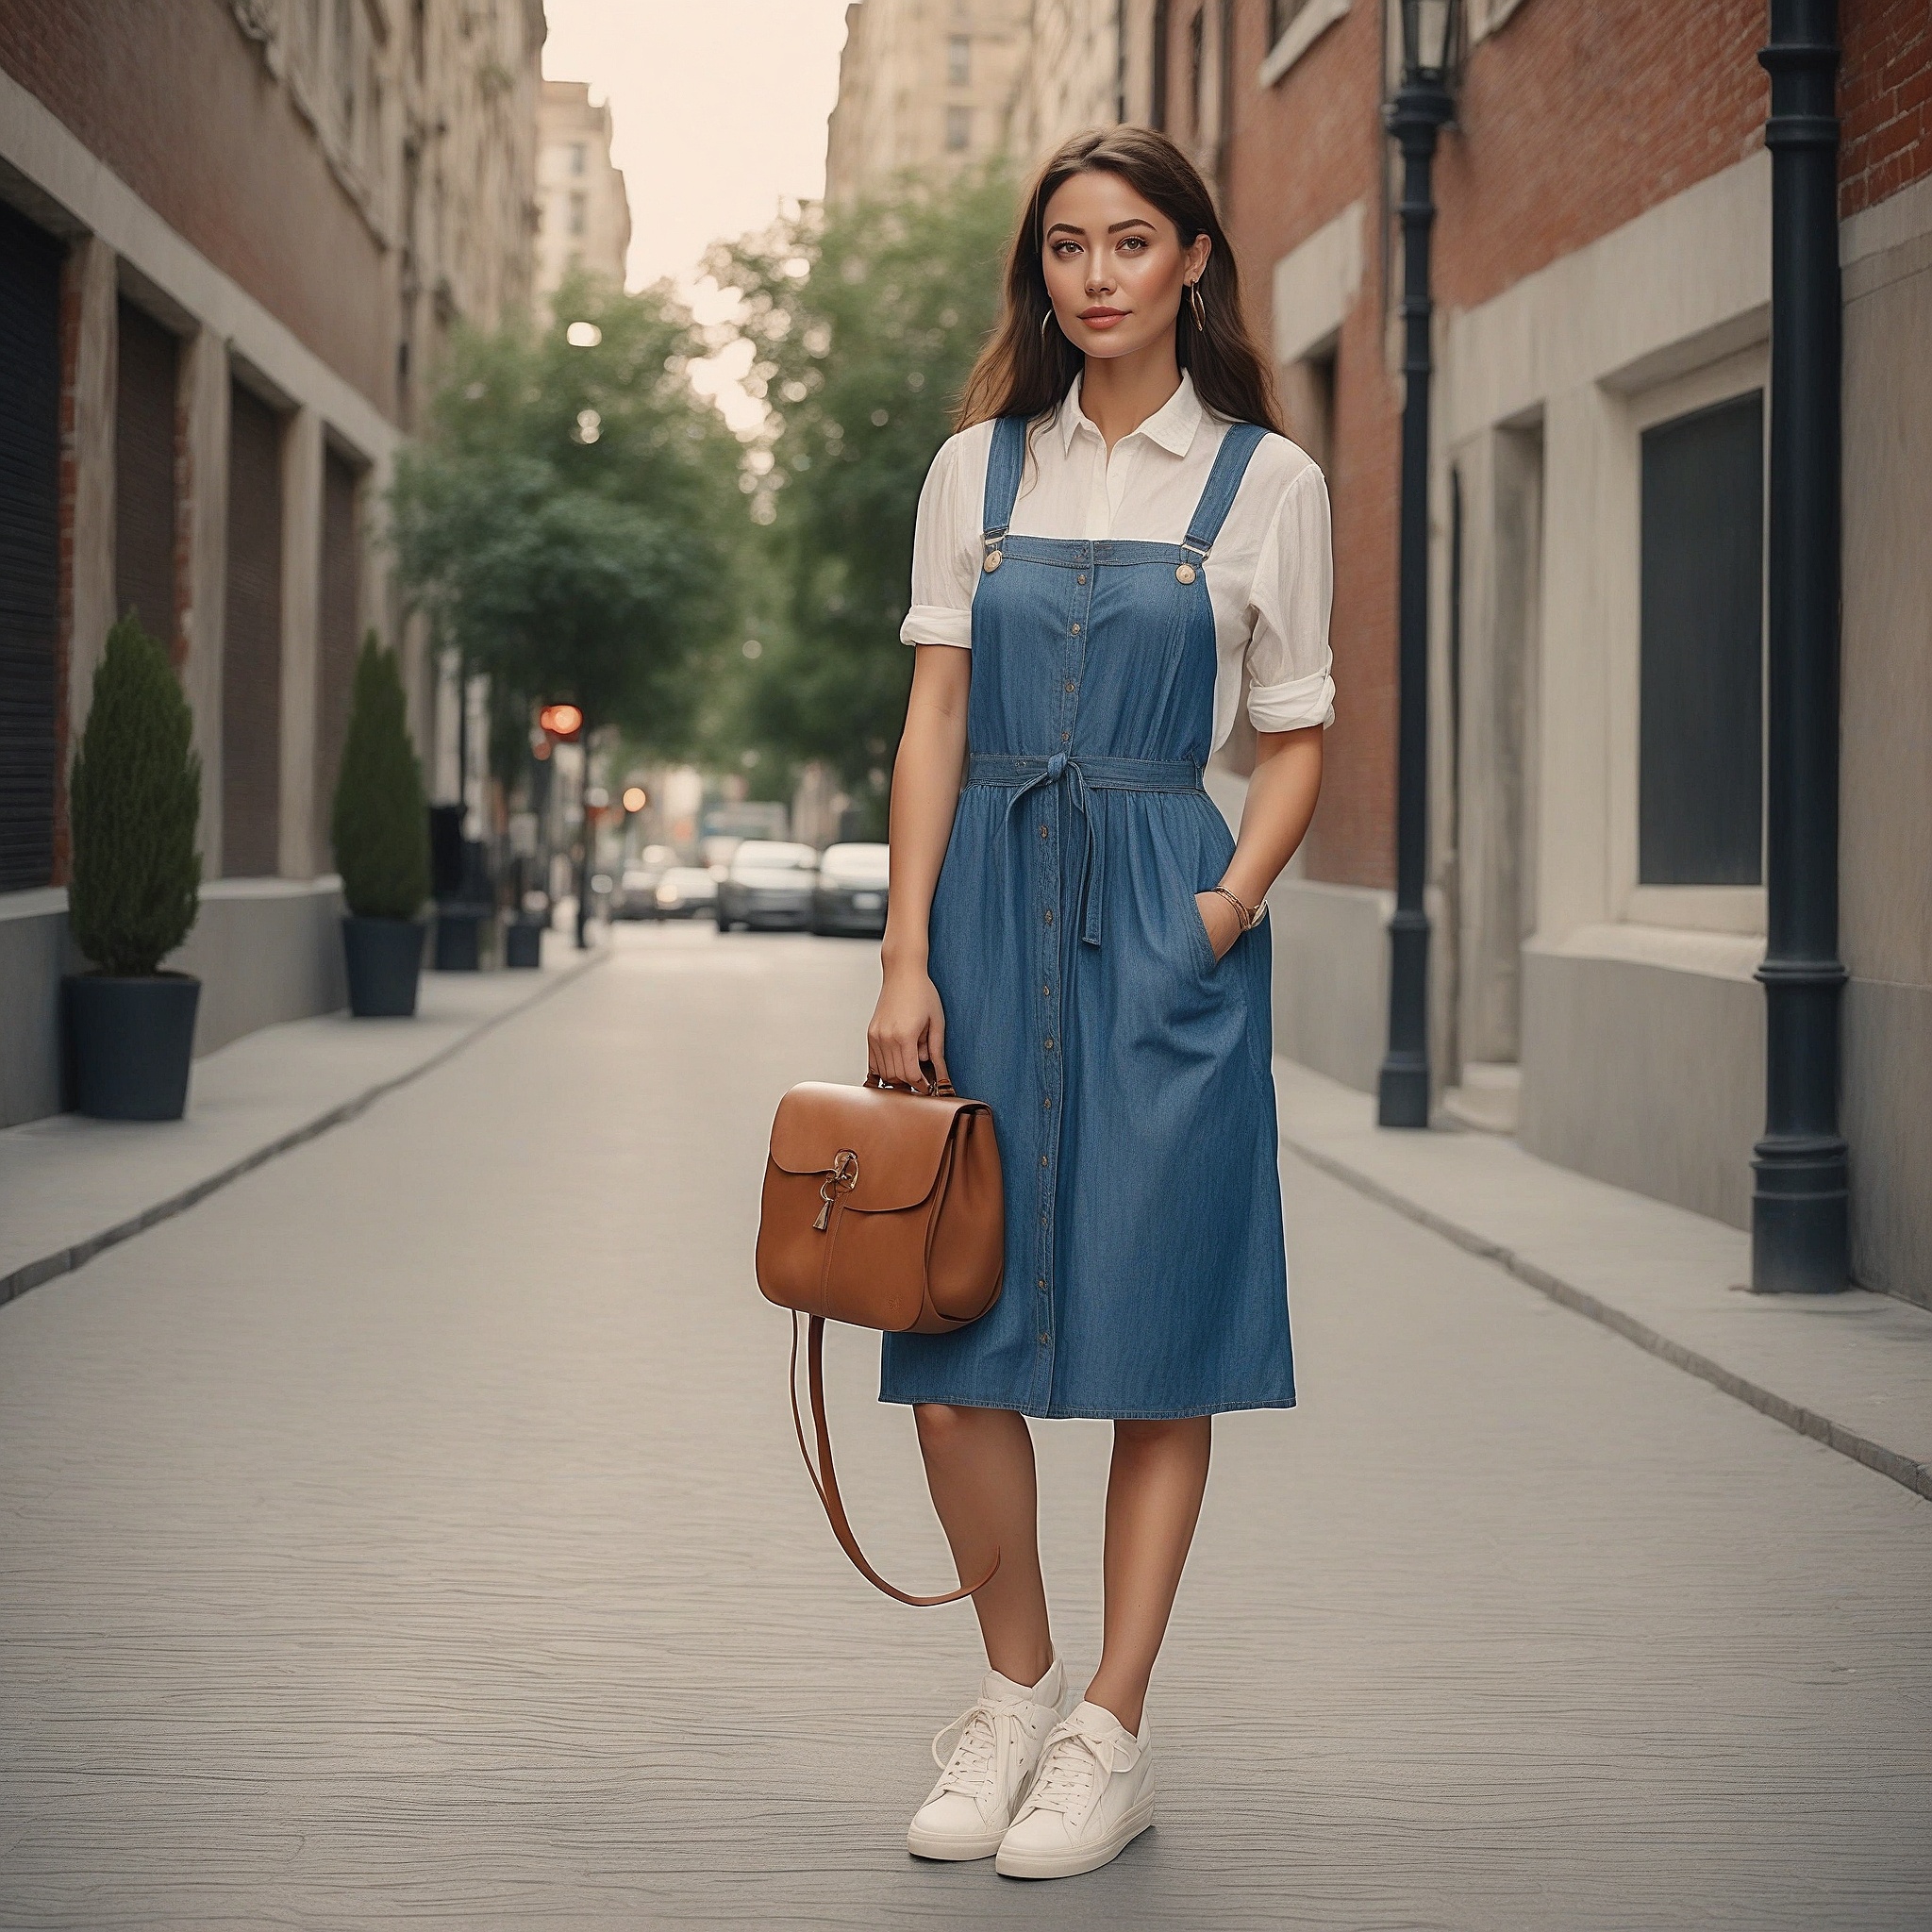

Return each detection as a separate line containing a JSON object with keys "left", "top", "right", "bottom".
{"left": 906, "top": 1658, "right": 1068, "bottom": 1861}
{"left": 993, "top": 1699, "right": 1155, "bottom": 1879}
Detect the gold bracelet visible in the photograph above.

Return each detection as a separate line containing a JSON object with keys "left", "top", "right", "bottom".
{"left": 1208, "top": 884, "right": 1257, "bottom": 930}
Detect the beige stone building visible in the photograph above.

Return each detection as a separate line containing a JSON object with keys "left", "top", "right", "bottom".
{"left": 535, "top": 80, "right": 631, "bottom": 303}
{"left": 824, "top": 0, "right": 1034, "bottom": 204}
{"left": 0, "top": 0, "right": 542, "bottom": 1127}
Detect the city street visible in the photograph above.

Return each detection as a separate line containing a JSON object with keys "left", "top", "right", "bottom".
{"left": 2, "top": 923, "right": 1929, "bottom": 1930}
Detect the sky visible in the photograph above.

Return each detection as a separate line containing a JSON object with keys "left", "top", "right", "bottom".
{"left": 540, "top": 0, "right": 853, "bottom": 295}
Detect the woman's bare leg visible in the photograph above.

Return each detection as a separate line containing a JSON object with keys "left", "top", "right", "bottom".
{"left": 913, "top": 1403, "right": 1054, "bottom": 1686}
{"left": 1083, "top": 1416, "right": 1212, "bottom": 1732}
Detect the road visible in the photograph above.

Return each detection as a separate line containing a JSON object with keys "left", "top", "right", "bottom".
{"left": 2, "top": 923, "right": 1928, "bottom": 1929}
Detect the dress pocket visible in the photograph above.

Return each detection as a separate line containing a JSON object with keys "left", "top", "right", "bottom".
{"left": 1185, "top": 887, "right": 1231, "bottom": 976}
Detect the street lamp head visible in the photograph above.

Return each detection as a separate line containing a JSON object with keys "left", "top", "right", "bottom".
{"left": 538, "top": 702, "right": 584, "bottom": 741}
{"left": 1400, "top": 0, "right": 1457, "bottom": 88}
{"left": 621, "top": 785, "right": 648, "bottom": 813}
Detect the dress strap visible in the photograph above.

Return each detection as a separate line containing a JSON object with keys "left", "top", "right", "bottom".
{"left": 980, "top": 415, "right": 1027, "bottom": 549}
{"left": 1179, "top": 421, "right": 1268, "bottom": 567}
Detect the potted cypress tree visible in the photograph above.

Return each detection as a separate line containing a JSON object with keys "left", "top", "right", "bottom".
{"left": 331, "top": 634, "right": 431, "bottom": 1016}
{"left": 65, "top": 614, "right": 204, "bottom": 1120}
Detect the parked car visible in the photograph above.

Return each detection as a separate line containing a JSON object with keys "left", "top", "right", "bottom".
{"left": 812, "top": 841, "right": 891, "bottom": 937}
{"left": 614, "top": 844, "right": 677, "bottom": 920}
{"left": 652, "top": 866, "right": 718, "bottom": 920}
{"left": 716, "top": 840, "right": 819, "bottom": 931}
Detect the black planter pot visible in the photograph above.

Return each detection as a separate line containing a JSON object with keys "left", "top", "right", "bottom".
{"left": 434, "top": 904, "right": 490, "bottom": 972}
{"left": 341, "top": 915, "right": 425, "bottom": 1017}
{"left": 65, "top": 971, "right": 201, "bottom": 1120}
{"left": 504, "top": 917, "right": 543, "bottom": 970}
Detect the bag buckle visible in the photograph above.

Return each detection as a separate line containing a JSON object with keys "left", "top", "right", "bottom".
{"left": 813, "top": 1148, "right": 860, "bottom": 1231}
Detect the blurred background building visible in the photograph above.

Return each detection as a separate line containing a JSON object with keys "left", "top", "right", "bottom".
{"left": 535, "top": 78, "right": 631, "bottom": 303}
{"left": 0, "top": 0, "right": 545, "bottom": 1127}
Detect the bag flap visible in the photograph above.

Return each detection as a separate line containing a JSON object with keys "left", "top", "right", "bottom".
{"left": 769, "top": 1080, "right": 978, "bottom": 1212}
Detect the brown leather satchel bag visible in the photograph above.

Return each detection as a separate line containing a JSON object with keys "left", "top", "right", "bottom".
{"left": 756, "top": 1071, "right": 1004, "bottom": 1605}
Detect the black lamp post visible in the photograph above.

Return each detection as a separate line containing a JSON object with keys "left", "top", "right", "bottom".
{"left": 1752, "top": 0, "right": 1848, "bottom": 1291}
{"left": 1376, "top": 0, "right": 1457, "bottom": 1129}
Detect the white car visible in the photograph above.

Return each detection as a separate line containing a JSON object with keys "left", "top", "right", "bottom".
{"left": 716, "top": 840, "right": 818, "bottom": 931}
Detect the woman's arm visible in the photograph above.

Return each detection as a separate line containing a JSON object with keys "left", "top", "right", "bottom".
{"left": 869, "top": 643, "right": 972, "bottom": 1086}
{"left": 1195, "top": 725, "right": 1324, "bottom": 958}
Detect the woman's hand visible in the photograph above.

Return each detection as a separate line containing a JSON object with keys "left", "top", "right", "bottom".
{"left": 869, "top": 964, "right": 950, "bottom": 1090}
{"left": 1195, "top": 890, "right": 1242, "bottom": 961}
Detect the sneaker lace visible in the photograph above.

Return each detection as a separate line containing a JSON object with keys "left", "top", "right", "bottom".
{"left": 930, "top": 1695, "right": 1030, "bottom": 1801}
{"left": 1018, "top": 1717, "right": 1132, "bottom": 1827}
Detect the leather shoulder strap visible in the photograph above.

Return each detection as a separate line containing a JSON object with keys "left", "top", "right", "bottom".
{"left": 789, "top": 1313, "right": 1000, "bottom": 1607}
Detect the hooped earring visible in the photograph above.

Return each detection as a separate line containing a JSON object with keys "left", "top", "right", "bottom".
{"left": 1041, "top": 306, "right": 1057, "bottom": 341}
{"left": 1188, "top": 280, "right": 1208, "bottom": 332}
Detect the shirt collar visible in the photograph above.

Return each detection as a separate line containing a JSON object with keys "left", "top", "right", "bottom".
{"left": 1056, "top": 370, "right": 1206, "bottom": 458}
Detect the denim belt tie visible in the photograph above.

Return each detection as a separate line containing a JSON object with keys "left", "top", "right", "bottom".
{"left": 966, "top": 751, "right": 1204, "bottom": 947}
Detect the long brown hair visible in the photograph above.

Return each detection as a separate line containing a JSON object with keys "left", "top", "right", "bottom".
{"left": 957, "top": 125, "right": 1283, "bottom": 435}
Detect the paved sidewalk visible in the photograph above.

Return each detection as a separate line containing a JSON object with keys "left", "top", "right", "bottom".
{"left": 1274, "top": 1060, "right": 1932, "bottom": 1501}
{"left": 0, "top": 931, "right": 603, "bottom": 1303}
{"left": 2, "top": 923, "right": 1927, "bottom": 1929}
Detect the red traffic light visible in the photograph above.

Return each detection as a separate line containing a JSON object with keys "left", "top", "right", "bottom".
{"left": 538, "top": 703, "right": 584, "bottom": 741}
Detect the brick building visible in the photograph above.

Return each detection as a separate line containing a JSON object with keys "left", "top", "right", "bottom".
{"left": 0, "top": 0, "right": 543, "bottom": 1128}
{"left": 1114, "top": 0, "right": 1930, "bottom": 1303}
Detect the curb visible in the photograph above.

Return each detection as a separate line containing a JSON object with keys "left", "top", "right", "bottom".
{"left": 0, "top": 945, "right": 609, "bottom": 1309}
{"left": 1280, "top": 1130, "right": 1932, "bottom": 1507}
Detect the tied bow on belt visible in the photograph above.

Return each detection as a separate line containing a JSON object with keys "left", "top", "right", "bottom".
{"left": 968, "top": 751, "right": 1205, "bottom": 947}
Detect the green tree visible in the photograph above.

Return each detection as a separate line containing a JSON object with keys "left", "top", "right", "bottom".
{"left": 711, "top": 165, "right": 1015, "bottom": 824}
{"left": 331, "top": 634, "right": 431, "bottom": 921}
{"left": 391, "top": 271, "right": 741, "bottom": 755}
{"left": 68, "top": 614, "right": 202, "bottom": 976}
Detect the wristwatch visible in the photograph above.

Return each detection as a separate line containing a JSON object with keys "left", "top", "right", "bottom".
{"left": 1208, "top": 884, "right": 1268, "bottom": 931}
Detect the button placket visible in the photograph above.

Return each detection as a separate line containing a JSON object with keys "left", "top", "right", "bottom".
{"left": 1030, "top": 557, "right": 1091, "bottom": 1390}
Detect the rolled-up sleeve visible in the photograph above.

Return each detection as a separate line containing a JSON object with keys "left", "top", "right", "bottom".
{"left": 900, "top": 434, "right": 977, "bottom": 650}
{"left": 1245, "top": 460, "right": 1336, "bottom": 731}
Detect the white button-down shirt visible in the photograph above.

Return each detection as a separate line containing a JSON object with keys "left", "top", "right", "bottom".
{"left": 901, "top": 372, "right": 1336, "bottom": 746}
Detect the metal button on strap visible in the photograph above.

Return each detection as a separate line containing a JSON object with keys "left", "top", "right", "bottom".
{"left": 1175, "top": 562, "right": 1196, "bottom": 584}
{"left": 984, "top": 550, "right": 1003, "bottom": 572}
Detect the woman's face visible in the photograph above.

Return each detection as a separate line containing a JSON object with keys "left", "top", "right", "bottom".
{"left": 1039, "top": 169, "right": 1210, "bottom": 364}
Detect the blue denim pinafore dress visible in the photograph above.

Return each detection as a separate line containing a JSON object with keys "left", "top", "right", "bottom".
{"left": 879, "top": 413, "right": 1296, "bottom": 1421}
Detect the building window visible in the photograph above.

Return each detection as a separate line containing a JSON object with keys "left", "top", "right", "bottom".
{"left": 1638, "top": 391, "right": 1764, "bottom": 887}
{"left": 945, "top": 105, "right": 971, "bottom": 151}
{"left": 948, "top": 34, "right": 971, "bottom": 85}
{"left": 0, "top": 203, "right": 61, "bottom": 891}
{"left": 568, "top": 192, "right": 587, "bottom": 237}
{"left": 569, "top": 142, "right": 587, "bottom": 176}
{"left": 1151, "top": 0, "right": 1172, "bottom": 130}
{"left": 1268, "top": 0, "right": 1311, "bottom": 44}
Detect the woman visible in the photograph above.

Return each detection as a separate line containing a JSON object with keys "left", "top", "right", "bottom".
{"left": 868, "top": 125, "right": 1333, "bottom": 1882}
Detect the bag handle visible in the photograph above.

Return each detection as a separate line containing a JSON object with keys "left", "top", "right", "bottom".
{"left": 789, "top": 1312, "right": 999, "bottom": 1607}
{"left": 863, "top": 1057, "right": 957, "bottom": 1099}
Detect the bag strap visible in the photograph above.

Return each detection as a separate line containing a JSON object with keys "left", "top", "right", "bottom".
{"left": 789, "top": 1312, "right": 1000, "bottom": 1607}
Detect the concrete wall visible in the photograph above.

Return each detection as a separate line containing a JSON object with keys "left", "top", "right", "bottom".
{"left": 1266, "top": 876, "right": 1392, "bottom": 1094}
{"left": 0, "top": 882, "right": 344, "bottom": 1129}
{"left": 1520, "top": 929, "right": 1765, "bottom": 1232}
